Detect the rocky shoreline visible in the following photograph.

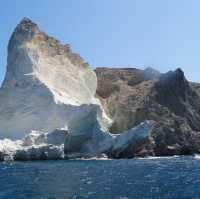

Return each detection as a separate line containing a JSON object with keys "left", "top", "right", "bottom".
{"left": 0, "top": 121, "right": 154, "bottom": 161}
{"left": 95, "top": 67, "right": 200, "bottom": 157}
{"left": 0, "top": 18, "right": 200, "bottom": 161}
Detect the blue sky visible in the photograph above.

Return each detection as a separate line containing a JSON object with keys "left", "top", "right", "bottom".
{"left": 1, "top": 0, "right": 200, "bottom": 83}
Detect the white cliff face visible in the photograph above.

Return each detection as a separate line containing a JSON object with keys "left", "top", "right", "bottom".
{"left": 0, "top": 18, "right": 154, "bottom": 160}
{"left": 0, "top": 18, "right": 110, "bottom": 139}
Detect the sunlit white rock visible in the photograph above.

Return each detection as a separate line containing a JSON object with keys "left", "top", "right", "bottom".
{"left": 0, "top": 18, "right": 110, "bottom": 139}
{"left": 0, "top": 130, "right": 65, "bottom": 161}
{"left": 0, "top": 121, "right": 154, "bottom": 161}
{"left": 0, "top": 18, "right": 154, "bottom": 160}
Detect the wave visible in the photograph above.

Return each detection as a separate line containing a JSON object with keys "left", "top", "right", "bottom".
{"left": 194, "top": 154, "right": 200, "bottom": 159}
{"left": 137, "top": 155, "right": 180, "bottom": 160}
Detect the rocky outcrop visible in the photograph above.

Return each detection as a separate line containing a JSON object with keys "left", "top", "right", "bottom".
{"left": 0, "top": 18, "right": 155, "bottom": 160}
{"left": 1, "top": 17, "right": 200, "bottom": 160}
{"left": 95, "top": 67, "right": 159, "bottom": 133}
{"left": 95, "top": 67, "right": 200, "bottom": 156}
{"left": 106, "top": 121, "right": 155, "bottom": 158}
{"left": 0, "top": 121, "right": 154, "bottom": 160}
{"left": 0, "top": 17, "right": 112, "bottom": 160}
{"left": 0, "top": 18, "right": 110, "bottom": 139}
{"left": 0, "top": 130, "right": 65, "bottom": 161}
{"left": 155, "top": 69, "right": 200, "bottom": 131}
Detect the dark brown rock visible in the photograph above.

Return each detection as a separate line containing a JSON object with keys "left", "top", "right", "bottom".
{"left": 155, "top": 68, "right": 200, "bottom": 131}
{"left": 95, "top": 67, "right": 200, "bottom": 156}
{"left": 95, "top": 67, "right": 159, "bottom": 133}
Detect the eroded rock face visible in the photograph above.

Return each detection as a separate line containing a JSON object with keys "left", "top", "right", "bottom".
{"left": 107, "top": 121, "right": 155, "bottom": 158}
{"left": 0, "top": 121, "right": 155, "bottom": 161}
{"left": 64, "top": 120, "right": 155, "bottom": 159}
{"left": 95, "top": 67, "right": 159, "bottom": 133}
{"left": 0, "top": 18, "right": 155, "bottom": 160}
{"left": 14, "top": 145, "right": 64, "bottom": 161}
{"left": 0, "top": 18, "right": 109, "bottom": 139}
{"left": 155, "top": 69, "right": 200, "bottom": 131}
{"left": 0, "top": 130, "right": 65, "bottom": 161}
{"left": 95, "top": 67, "right": 200, "bottom": 156}
{"left": 2, "top": 17, "right": 200, "bottom": 159}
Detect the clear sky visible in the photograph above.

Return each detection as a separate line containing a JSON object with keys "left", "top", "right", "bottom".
{"left": 1, "top": 0, "right": 200, "bottom": 83}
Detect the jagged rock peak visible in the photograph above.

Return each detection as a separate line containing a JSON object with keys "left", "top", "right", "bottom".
{"left": 175, "top": 68, "right": 184, "bottom": 75}
{"left": 8, "top": 18, "right": 39, "bottom": 52}
{"left": 15, "top": 17, "right": 39, "bottom": 34}
{"left": 159, "top": 68, "right": 185, "bottom": 82}
{"left": 156, "top": 68, "right": 190, "bottom": 94}
{"left": 154, "top": 68, "right": 193, "bottom": 117}
{"left": 0, "top": 17, "right": 107, "bottom": 139}
{"left": 8, "top": 17, "right": 89, "bottom": 68}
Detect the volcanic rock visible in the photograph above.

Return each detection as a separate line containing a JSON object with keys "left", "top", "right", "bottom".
{"left": 95, "top": 67, "right": 200, "bottom": 156}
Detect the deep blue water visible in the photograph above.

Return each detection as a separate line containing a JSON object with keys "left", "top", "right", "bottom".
{"left": 0, "top": 156, "right": 200, "bottom": 199}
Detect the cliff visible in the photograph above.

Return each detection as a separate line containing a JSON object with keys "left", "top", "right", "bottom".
{"left": 0, "top": 18, "right": 154, "bottom": 160}
{"left": 1, "top": 17, "right": 199, "bottom": 160}
{"left": 95, "top": 67, "right": 200, "bottom": 156}
{"left": 0, "top": 18, "right": 110, "bottom": 139}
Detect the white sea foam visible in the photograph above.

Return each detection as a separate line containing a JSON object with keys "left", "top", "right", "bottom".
{"left": 194, "top": 154, "right": 200, "bottom": 159}
{"left": 137, "top": 155, "right": 180, "bottom": 160}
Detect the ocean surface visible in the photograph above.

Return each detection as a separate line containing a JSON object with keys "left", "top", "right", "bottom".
{"left": 0, "top": 156, "right": 200, "bottom": 199}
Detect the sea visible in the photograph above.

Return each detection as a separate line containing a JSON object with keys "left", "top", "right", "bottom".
{"left": 0, "top": 156, "right": 200, "bottom": 199}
